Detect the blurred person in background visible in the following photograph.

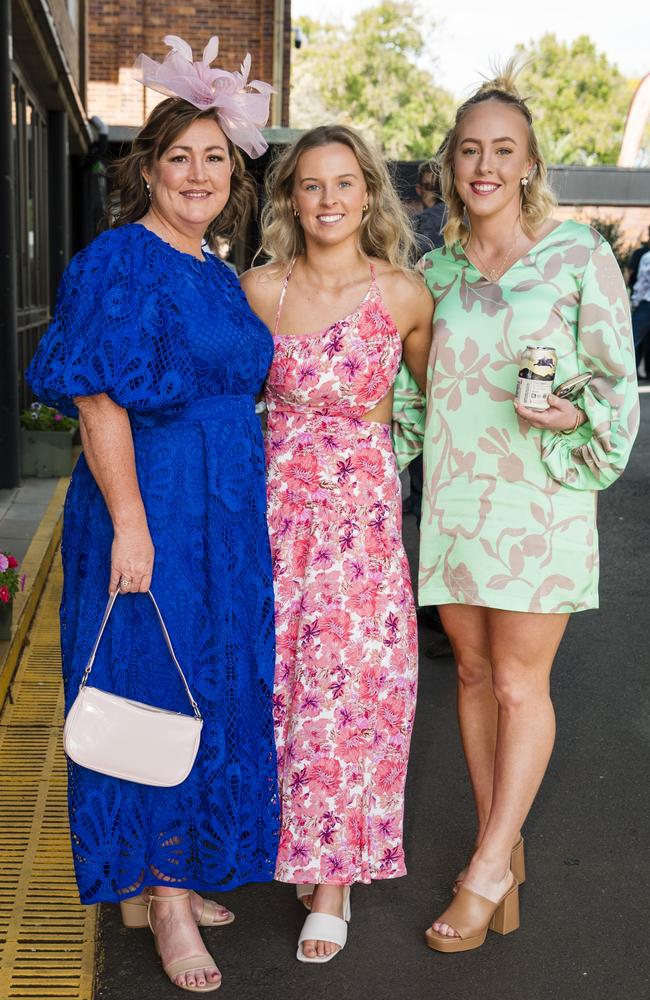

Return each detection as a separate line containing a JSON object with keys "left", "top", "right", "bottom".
{"left": 631, "top": 247, "right": 650, "bottom": 379}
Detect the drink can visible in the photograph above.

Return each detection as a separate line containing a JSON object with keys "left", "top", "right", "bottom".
{"left": 515, "top": 346, "right": 557, "bottom": 410}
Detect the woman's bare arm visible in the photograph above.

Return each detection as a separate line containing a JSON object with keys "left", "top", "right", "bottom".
{"left": 75, "top": 393, "right": 154, "bottom": 594}
{"left": 401, "top": 278, "right": 434, "bottom": 392}
{"left": 240, "top": 265, "right": 281, "bottom": 331}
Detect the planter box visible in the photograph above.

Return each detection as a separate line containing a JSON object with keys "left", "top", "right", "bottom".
{"left": 0, "top": 600, "right": 12, "bottom": 641}
{"left": 20, "top": 427, "right": 76, "bottom": 478}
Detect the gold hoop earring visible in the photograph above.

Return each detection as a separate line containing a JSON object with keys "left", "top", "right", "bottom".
{"left": 362, "top": 204, "right": 368, "bottom": 213}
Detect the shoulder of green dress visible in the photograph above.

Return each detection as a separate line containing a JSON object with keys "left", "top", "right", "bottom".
{"left": 420, "top": 242, "right": 464, "bottom": 287}
{"left": 554, "top": 218, "right": 604, "bottom": 252}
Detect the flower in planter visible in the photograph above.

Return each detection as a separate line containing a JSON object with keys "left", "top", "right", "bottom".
{"left": 20, "top": 402, "right": 78, "bottom": 433}
{"left": 0, "top": 551, "right": 24, "bottom": 602}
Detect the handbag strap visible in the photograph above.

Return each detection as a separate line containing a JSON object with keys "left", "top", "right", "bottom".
{"left": 78, "top": 590, "right": 202, "bottom": 721}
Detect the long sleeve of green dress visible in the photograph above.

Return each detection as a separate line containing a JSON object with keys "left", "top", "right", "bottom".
{"left": 419, "top": 221, "right": 639, "bottom": 613}
{"left": 541, "top": 239, "right": 640, "bottom": 490}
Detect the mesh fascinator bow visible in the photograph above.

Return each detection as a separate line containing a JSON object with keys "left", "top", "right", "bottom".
{"left": 133, "top": 35, "right": 274, "bottom": 158}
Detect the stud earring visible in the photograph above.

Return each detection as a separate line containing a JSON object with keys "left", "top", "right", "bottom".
{"left": 362, "top": 203, "right": 369, "bottom": 213}
{"left": 521, "top": 176, "right": 529, "bottom": 188}
{"left": 293, "top": 209, "right": 299, "bottom": 218}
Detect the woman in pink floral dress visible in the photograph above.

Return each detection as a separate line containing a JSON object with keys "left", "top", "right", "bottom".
{"left": 242, "top": 125, "right": 432, "bottom": 963}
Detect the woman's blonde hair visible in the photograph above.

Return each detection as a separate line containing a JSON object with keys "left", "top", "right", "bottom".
{"left": 109, "top": 97, "right": 257, "bottom": 247}
{"left": 260, "top": 124, "right": 415, "bottom": 270}
{"left": 440, "top": 60, "right": 556, "bottom": 246}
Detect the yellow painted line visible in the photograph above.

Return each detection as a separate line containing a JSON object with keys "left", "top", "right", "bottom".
{"left": 0, "top": 472, "right": 71, "bottom": 709}
{"left": 0, "top": 554, "right": 97, "bottom": 999}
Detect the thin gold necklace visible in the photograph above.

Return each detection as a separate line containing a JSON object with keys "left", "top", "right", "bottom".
{"left": 467, "top": 230, "right": 522, "bottom": 282}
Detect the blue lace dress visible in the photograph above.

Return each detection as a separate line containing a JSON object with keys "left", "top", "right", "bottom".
{"left": 27, "top": 224, "right": 279, "bottom": 904}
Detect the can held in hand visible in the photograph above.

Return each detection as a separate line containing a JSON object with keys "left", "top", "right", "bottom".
{"left": 515, "top": 346, "right": 557, "bottom": 410}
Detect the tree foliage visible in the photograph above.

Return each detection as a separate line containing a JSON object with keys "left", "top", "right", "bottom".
{"left": 515, "top": 34, "right": 635, "bottom": 165}
{"left": 290, "top": 2, "right": 454, "bottom": 159}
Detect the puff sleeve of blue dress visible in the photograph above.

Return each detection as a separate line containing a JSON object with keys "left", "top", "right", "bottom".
{"left": 28, "top": 226, "right": 197, "bottom": 416}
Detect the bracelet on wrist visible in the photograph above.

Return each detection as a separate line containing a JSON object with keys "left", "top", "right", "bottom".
{"left": 561, "top": 410, "right": 583, "bottom": 435}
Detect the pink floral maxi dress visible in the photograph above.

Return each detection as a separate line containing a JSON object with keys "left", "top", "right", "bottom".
{"left": 264, "top": 264, "right": 418, "bottom": 885}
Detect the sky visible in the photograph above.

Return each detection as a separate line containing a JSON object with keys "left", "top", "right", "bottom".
{"left": 291, "top": 0, "right": 649, "bottom": 97}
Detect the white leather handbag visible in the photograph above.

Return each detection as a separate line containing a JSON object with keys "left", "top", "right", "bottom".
{"left": 64, "top": 590, "right": 203, "bottom": 787}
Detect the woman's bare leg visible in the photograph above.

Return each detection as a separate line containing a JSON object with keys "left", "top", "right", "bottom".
{"left": 440, "top": 605, "right": 498, "bottom": 847}
{"left": 433, "top": 607, "right": 569, "bottom": 937}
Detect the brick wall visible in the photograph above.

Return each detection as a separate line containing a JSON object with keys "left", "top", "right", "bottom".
{"left": 88, "top": 1, "right": 291, "bottom": 127}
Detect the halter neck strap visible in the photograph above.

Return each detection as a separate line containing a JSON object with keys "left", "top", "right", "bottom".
{"left": 273, "top": 258, "right": 376, "bottom": 337}
{"left": 273, "top": 258, "right": 296, "bottom": 337}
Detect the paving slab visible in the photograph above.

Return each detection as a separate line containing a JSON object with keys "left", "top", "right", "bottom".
{"left": 88, "top": 395, "right": 648, "bottom": 1000}
{"left": 0, "top": 477, "right": 60, "bottom": 562}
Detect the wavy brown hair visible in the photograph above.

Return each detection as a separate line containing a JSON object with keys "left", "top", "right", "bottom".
{"left": 260, "top": 124, "right": 415, "bottom": 270}
{"left": 440, "top": 60, "right": 556, "bottom": 246}
{"left": 109, "top": 97, "right": 257, "bottom": 247}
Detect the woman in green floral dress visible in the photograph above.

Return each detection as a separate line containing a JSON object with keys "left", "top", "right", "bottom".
{"left": 419, "top": 65, "right": 639, "bottom": 953}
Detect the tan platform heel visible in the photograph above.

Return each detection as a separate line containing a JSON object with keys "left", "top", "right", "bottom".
{"left": 510, "top": 837, "right": 526, "bottom": 886}
{"left": 121, "top": 892, "right": 234, "bottom": 929}
{"left": 425, "top": 877, "right": 519, "bottom": 953}
{"left": 453, "top": 837, "right": 526, "bottom": 894}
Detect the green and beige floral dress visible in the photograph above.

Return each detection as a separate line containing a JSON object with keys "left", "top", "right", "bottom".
{"left": 419, "top": 220, "right": 639, "bottom": 614}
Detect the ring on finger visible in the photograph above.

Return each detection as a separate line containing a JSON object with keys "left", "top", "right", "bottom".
{"left": 119, "top": 577, "right": 132, "bottom": 591}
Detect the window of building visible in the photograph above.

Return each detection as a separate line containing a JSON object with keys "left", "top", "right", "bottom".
{"left": 11, "top": 74, "right": 49, "bottom": 408}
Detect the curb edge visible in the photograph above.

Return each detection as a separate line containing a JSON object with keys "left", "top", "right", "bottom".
{"left": 0, "top": 475, "right": 69, "bottom": 708}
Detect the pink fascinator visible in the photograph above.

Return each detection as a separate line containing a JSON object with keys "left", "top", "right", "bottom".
{"left": 133, "top": 35, "right": 274, "bottom": 158}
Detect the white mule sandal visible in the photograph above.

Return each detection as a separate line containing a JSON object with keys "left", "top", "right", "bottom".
{"left": 296, "top": 887, "right": 351, "bottom": 964}
{"left": 296, "top": 884, "right": 315, "bottom": 910}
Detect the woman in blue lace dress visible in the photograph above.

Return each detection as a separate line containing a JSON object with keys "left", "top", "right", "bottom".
{"left": 27, "top": 45, "right": 278, "bottom": 993}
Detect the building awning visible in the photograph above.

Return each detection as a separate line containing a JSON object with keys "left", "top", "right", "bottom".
{"left": 104, "top": 126, "right": 650, "bottom": 207}
{"left": 548, "top": 166, "right": 650, "bottom": 206}
{"left": 108, "top": 124, "right": 305, "bottom": 146}
{"left": 12, "top": 0, "right": 92, "bottom": 153}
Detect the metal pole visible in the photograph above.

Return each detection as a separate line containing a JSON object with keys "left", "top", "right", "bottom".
{"left": 271, "top": 0, "right": 285, "bottom": 127}
{"left": 0, "top": 0, "right": 20, "bottom": 487}
{"left": 48, "top": 110, "right": 70, "bottom": 303}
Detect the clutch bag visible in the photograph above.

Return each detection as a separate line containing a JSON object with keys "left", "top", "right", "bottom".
{"left": 63, "top": 589, "right": 203, "bottom": 787}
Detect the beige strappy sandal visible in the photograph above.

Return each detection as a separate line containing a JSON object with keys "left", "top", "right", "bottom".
{"left": 121, "top": 891, "right": 234, "bottom": 929}
{"left": 148, "top": 891, "right": 222, "bottom": 993}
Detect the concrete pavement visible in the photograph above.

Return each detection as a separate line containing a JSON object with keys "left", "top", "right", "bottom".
{"left": 95, "top": 396, "right": 650, "bottom": 1000}
{"left": 0, "top": 477, "right": 60, "bottom": 563}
